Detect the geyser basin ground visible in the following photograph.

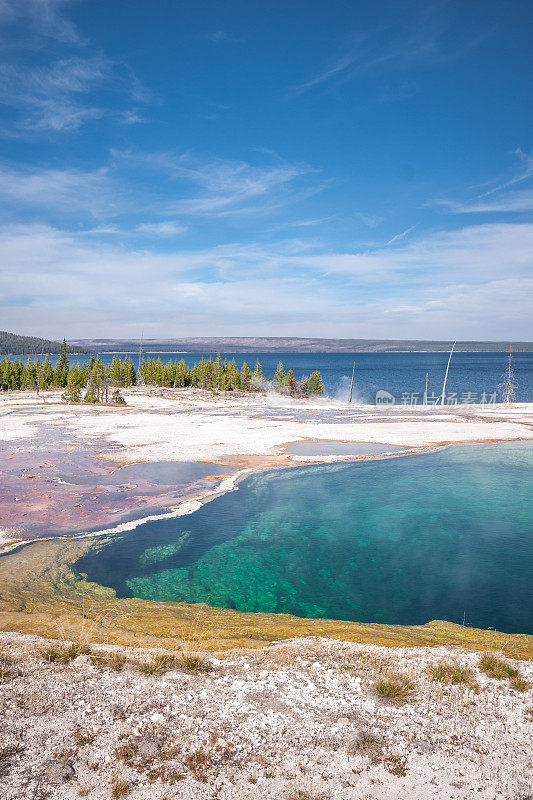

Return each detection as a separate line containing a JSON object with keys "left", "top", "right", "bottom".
{"left": 74, "top": 442, "right": 533, "bottom": 635}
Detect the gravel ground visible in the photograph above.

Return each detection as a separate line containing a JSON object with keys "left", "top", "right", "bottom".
{"left": 0, "top": 632, "right": 531, "bottom": 800}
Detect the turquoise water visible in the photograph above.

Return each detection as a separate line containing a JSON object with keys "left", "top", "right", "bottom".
{"left": 75, "top": 443, "right": 533, "bottom": 633}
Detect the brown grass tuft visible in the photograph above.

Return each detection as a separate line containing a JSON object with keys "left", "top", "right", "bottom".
{"left": 510, "top": 676, "right": 530, "bottom": 692}
{"left": 90, "top": 652, "right": 126, "bottom": 672}
{"left": 479, "top": 653, "right": 518, "bottom": 679}
{"left": 375, "top": 673, "right": 415, "bottom": 703}
{"left": 42, "top": 642, "right": 91, "bottom": 664}
{"left": 111, "top": 778, "right": 130, "bottom": 798}
{"left": 429, "top": 661, "right": 477, "bottom": 687}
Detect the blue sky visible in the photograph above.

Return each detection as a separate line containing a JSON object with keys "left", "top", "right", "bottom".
{"left": 0, "top": 0, "right": 531, "bottom": 340}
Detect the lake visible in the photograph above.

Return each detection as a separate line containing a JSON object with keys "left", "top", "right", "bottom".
{"left": 46, "top": 350, "right": 533, "bottom": 403}
{"left": 74, "top": 442, "right": 533, "bottom": 634}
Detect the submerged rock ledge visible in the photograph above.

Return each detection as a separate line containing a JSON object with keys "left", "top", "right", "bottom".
{"left": 0, "top": 534, "right": 531, "bottom": 658}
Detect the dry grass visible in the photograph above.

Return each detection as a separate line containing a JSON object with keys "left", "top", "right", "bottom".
{"left": 479, "top": 653, "right": 519, "bottom": 679}
{"left": 510, "top": 676, "right": 531, "bottom": 692}
{"left": 375, "top": 672, "right": 415, "bottom": 703}
{"left": 137, "top": 651, "right": 210, "bottom": 675}
{"left": 115, "top": 740, "right": 137, "bottom": 763}
{"left": 0, "top": 745, "right": 23, "bottom": 778}
{"left": 348, "top": 730, "right": 383, "bottom": 760}
{"left": 286, "top": 792, "right": 323, "bottom": 800}
{"left": 74, "top": 729, "right": 95, "bottom": 747}
{"left": 428, "top": 661, "right": 477, "bottom": 687}
{"left": 185, "top": 749, "right": 211, "bottom": 782}
{"left": 42, "top": 642, "right": 91, "bottom": 664}
{"left": 111, "top": 778, "right": 130, "bottom": 798}
{"left": 90, "top": 652, "right": 126, "bottom": 672}
{"left": 137, "top": 653, "right": 181, "bottom": 675}
{"left": 0, "top": 653, "right": 22, "bottom": 682}
{"left": 177, "top": 653, "right": 210, "bottom": 673}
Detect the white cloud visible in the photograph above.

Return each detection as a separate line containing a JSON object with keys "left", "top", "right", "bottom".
{"left": 432, "top": 150, "right": 533, "bottom": 215}
{"left": 0, "top": 4, "right": 151, "bottom": 136}
{"left": 0, "top": 0, "right": 81, "bottom": 44}
{"left": 0, "top": 55, "right": 150, "bottom": 134}
{"left": 113, "top": 150, "right": 323, "bottom": 220}
{"left": 207, "top": 30, "right": 241, "bottom": 43}
{"left": 136, "top": 221, "right": 188, "bottom": 236}
{"left": 433, "top": 191, "right": 533, "bottom": 214}
{"left": 287, "top": 8, "right": 481, "bottom": 97}
{"left": 0, "top": 163, "right": 114, "bottom": 215}
{"left": 0, "top": 221, "right": 531, "bottom": 339}
{"left": 385, "top": 224, "right": 417, "bottom": 245}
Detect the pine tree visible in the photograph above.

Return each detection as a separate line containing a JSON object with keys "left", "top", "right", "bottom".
{"left": 110, "top": 355, "right": 123, "bottom": 386}
{"left": 40, "top": 356, "right": 53, "bottom": 389}
{"left": 306, "top": 370, "right": 324, "bottom": 395}
{"left": 62, "top": 368, "right": 82, "bottom": 403}
{"left": 53, "top": 338, "right": 69, "bottom": 387}
{"left": 22, "top": 358, "right": 37, "bottom": 390}
{"left": 252, "top": 360, "right": 264, "bottom": 389}
{"left": 274, "top": 361, "right": 286, "bottom": 392}
{"left": 240, "top": 361, "right": 252, "bottom": 391}
{"left": 214, "top": 354, "right": 223, "bottom": 389}
{"left": 284, "top": 369, "right": 297, "bottom": 395}
{"left": 126, "top": 357, "right": 136, "bottom": 386}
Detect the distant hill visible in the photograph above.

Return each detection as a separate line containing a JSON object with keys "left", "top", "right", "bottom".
{"left": 69, "top": 336, "right": 533, "bottom": 353}
{"left": 0, "top": 331, "right": 88, "bottom": 356}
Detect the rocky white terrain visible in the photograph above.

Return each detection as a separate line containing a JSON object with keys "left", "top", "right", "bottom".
{"left": 1, "top": 388, "right": 532, "bottom": 465}
{"left": 0, "top": 632, "right": 531, "bottom": 800}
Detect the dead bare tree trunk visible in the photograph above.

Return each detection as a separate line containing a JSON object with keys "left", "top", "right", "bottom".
{"left": 439, "top": 341, "right": 456, "bottom": 405}
{"left": 348, "top": 362, "right": 355, "bottom": 404}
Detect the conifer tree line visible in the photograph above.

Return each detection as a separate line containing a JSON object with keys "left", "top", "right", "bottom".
{"left": 0, "top": 339, "right": 325, "bottom": 400}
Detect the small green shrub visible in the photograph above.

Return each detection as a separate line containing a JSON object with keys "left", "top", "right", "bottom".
{"left": 185, "top": 749, "right": 211, "bottom": 782}
{"left": 115, "top": 741, "right": 137, "bottom": 763}
{"left": 74, "top": 729, "right": 95, "bottom": 747}
{"left": 349, "top": 731, "right": 382, "bottom": 758}
{"left": 384, "top": 755, "right": 407, "bottom": 777}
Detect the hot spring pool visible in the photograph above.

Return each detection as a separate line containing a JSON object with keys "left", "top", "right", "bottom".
{"left": 74, "top": 442, "right": 533, "bottom": 633}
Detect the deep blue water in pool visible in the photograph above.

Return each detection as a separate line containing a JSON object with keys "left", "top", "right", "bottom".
{"left": 74, "top": 443, "right": 533, "bottom": 634}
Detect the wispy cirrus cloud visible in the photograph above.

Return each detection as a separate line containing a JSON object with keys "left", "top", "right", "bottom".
{"left": 434, "top": 191, "right": 533, "bottom": 214}
{"left": 0, "top": 148, "right": 323, "bottom": 229}
{"left": 136, "top": 221, "right": 188, "bottom": 236}
{"left": 432, "top": 149, "right": 533, "bottom": 214}
{"left": 0, "top": 162, "right": 115, "bottom": 215}
{"left": 385, "top": 224, "right": 418, "bottom": 246}
{"left": 0, "top": 56, "right": 112, "bottom": 133}
{"left": 475, "top": 148, "right": 533, "bottom": 199}
{"left": 113, "top": 150, "right": 324, "bottom": 220}
{"left": 0, "top": 1, "right": 151, "bottom": 135}
{"left": 207, "top": 30, "right": 242, "bottom": 43}
{"left": 287, "top": 6, "right": 486, "bottom": 98}
{"left": 0, "top": 0, "right": 81, "bottom": 45}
